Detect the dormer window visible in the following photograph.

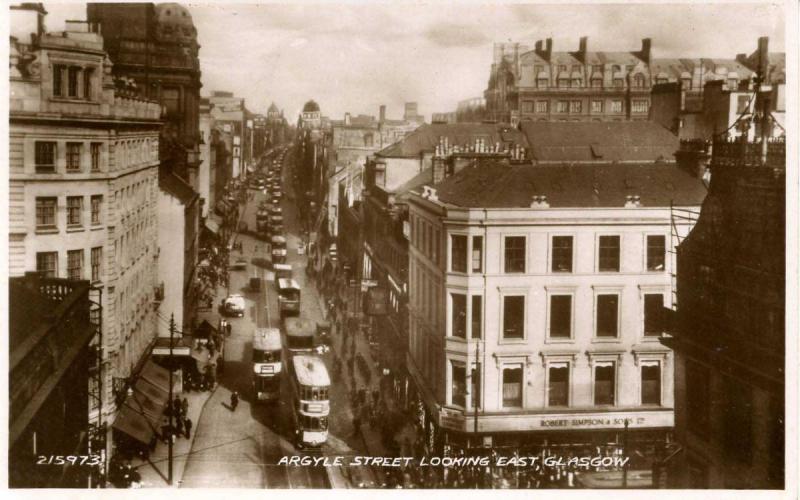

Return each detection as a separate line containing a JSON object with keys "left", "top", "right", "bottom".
{"left": 633, "top": 74, "right": 646, "bottom": 89}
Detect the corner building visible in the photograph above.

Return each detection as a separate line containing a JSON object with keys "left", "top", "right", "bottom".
{"left": 406, "top": 160, "right": 706, "bottom": 466}
{"left": 9, "top": 13, "right": 162, "bottom": 457}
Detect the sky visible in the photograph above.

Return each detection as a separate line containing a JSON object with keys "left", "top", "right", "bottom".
{"left": 41, "top": 1, "right": 786, "bottom": 122}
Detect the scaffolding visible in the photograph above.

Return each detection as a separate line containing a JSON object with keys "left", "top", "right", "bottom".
{"left": 669, "top": 201, "right": 701, "bottom": 311}
{"left": 87, "top": 285, "right": 105, "bottom": 488}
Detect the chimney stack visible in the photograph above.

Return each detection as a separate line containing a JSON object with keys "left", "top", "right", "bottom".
{"left": 757, "top": 36, "right": 769, "bottom": 79}
{"left": 544, "top": 38, "right": 553, "bottom": 60}
{"left": 579, "top": 36, "right": 588, "bottom": 56}
{"left": 344, "top": 112, "right": 351, "bottom": 126}
{"left": 379, "top": 105, "right": 386, "bottom": 124}
{"left": 535, "top": 40, "right": 542, "bottom": 52}
{"left": 641, "top": 38, "right": 652, "bottom": 64}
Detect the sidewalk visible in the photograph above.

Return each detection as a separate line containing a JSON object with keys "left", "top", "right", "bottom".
{"left": 131, "top": 385, "right": 216, "bottom": 487}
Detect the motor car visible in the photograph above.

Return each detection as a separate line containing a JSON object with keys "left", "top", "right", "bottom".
{"left": 232, "top": 257, "right": 248, "bottom": 270}
{"left": 223, "top": 294, "right": 246, "bottom": 317}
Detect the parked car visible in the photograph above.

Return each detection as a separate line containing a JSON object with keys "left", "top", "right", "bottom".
{"left": 223, "top": 294, "right": 246, "bottom": 317}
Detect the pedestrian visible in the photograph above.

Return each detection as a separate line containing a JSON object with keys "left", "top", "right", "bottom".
{"left": 184, "top": 417, "right": 193, "bottom": 439}
{"left": 230, "top": 391, "right": 239, "bottom": 411}
{"left": 352, "top": 414, "right": 361, "bottom": 437}
{"left": 181, "top": 397, "right": 189, "bottom": 417}
{"left": 175, "top": 417, "right": 184, "bottom": 437}
{"left": 226, "top": 323, "right": 232, "bottom": 337}
{"left": 173, "top": 397, "right": 182, "bottom": 418}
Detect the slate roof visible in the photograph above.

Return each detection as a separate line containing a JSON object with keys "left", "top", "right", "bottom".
{"left": 376, "top": 122, "right": 528, "bottom": 158}
{"left": 519, "top": 121, "right": 678, "bottom": 163}
{"left": 433, "top": 162, "right": 706, "bottom": 209}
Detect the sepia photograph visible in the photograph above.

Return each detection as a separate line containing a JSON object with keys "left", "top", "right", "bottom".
{"left": 4, "top": 0, "right": 796, "bottom": 495}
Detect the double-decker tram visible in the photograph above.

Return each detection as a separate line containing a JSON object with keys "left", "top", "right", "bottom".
{"left": 288, "top": 355, "right": 330, "bottom": 449}
{"left": 252, "top": 328, "right": 282, "bottom": 402}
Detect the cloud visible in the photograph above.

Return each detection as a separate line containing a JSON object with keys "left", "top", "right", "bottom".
{"left": 424, "top": 23, "right": 490, "bottom": 48}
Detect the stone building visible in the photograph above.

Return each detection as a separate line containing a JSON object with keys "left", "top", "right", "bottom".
{"left": 649, "top": 39, "right": 786, "bottom": 140}
{"left": 405, "top": 158, "right": 705, "bottom": 468}
{"left": 484, "top": 36, "right": 780, "bottom": 126}
{"left": 663, "top": 39, "right": 785, "bottom": 489}
{"left": 87, "top": 2, "right": 204, "bottom": 334}
{"left": 9, "top": 12, "right": 162, "bottom": 461}
{"left": 10, "top": 274, "right": 98, "bottom": 487}
{"left": 266, "top": 101, "right": 290, "bottom": 149}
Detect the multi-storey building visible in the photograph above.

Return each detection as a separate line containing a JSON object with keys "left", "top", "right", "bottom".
{"left": 9, "top": 13, "right": 162, "bottom": 460}
{"left": 406, "top": 158, "right": 706, "bottom": 468}
{"left": 266, "top": 102, "right": 289, "bottom": 149}
{"left": 485, "top": 36, "right": 780, "bottom": 126}
{"left": 663, "top": 41, "right": 785, "bottom": 488}
{"left": 650, "top": 38, "right": 786, "bottom": 140}
{"left": 10, "top": 274, "right": 99, "bottom": 487}
{"left": 208, "top": 90, "right": 252, "bottom": 179}
{"left": 88, "top": 2, "right": 204, "bottom": 333}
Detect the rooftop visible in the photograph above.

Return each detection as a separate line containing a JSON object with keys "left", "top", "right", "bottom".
{"left": 377, "top": 122, "right": 527, "bottom": 158}
{"left": 432, "top": 161, "right": 707, "bottom": 209}
{"left": 519, "top": 121, "right": 679, "bottom": 163}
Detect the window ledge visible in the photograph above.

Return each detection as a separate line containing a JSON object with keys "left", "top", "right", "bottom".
{"left": 35, "top": 227, "right": 60, "bottom": 235}
{"left": 35, "top": 168, "right": 57, "bottom": 174}
{"left": 91, "top": 224, "right": 104, "bottom": 231}
{"left": 592, "top": 337, "right": 622, "bottom": 343}
{"left": 498, "top": 338, "right": 527, "bottom": 344}
{"left": 639, "top": 336, "right": 665, "bottom": 343}
{"left": 66, "top": 226, "right": 85, "bottom": 233}
{"left": 545, "top": 337, "right": 574, "bottom": 344}
{"left": 65, "top": 169, "right": 83, "bottom": 174}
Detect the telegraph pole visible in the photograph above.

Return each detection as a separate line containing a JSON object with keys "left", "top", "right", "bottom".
{"left": 168, "top": 314, "right": 175, "bottom": 486}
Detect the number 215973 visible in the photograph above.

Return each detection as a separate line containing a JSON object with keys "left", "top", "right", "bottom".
{"left": 37, "top": 455, "right": 102, "bottom": 466}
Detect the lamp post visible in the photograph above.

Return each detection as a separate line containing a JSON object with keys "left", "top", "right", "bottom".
{"left": 167, "top": 314, "right": 175, "bottom": 486}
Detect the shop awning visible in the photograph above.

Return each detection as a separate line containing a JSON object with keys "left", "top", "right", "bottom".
{"left": 139, "top": 359, "right": 172, "bottom": 394}
{"left": 112, "top": 404, "right": 157, "bottom": 445}
{"left": 128, "top": 379, "right": 168, "bottom": 425}
{"left": 152, "top": 337, "right": 192, "bottom": 357}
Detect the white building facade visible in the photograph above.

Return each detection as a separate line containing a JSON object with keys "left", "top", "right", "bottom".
{"left": 9, "top": 19, "right": 163, "bottom": 435}
{"left": 406, "top": 162, "right": 705, "bottom": 463}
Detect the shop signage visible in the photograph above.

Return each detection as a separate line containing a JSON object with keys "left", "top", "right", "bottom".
{"left": 439, "top": 408, "right": 466, "bottom": 431}
{"left": 536, "top": 411, "right": 672, "bottom": 430}
{"left": 152, "top": 346, "right": 191, "bottom": 357}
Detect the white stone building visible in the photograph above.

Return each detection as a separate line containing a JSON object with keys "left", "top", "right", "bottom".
{"left": 406, "top": 159, "right": 705, "bottom": 461}
{"left": 9, "top": 15, "right": 163, "bottom": 436}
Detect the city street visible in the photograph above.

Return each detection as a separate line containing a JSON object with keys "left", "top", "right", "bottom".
{"left": 180, "top": 150, "right": 329, "bottom": 488}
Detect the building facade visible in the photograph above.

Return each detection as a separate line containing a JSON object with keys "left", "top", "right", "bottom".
{"left": 485, "top": 36, "right": 781, "bottom": 126}
{"left": 9, "top": 14, "right": 162, "bottom": 460}
{"left": 406, "top": 160, "right": 705, "bottom": 468}
{"left": 663, "top": 44, "right": 785, "bottom": 488}
{"left": 10, "top": 274, "right": 99, "bottom": 488}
